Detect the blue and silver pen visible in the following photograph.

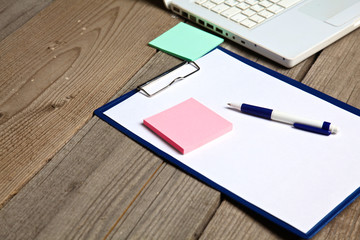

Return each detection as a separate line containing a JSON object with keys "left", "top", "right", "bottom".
{"left": 227, "top": 103, "right": 338, "bottom": 135}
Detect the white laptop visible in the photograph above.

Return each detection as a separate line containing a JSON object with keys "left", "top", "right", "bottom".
{"left": 163, "top": 0, "right": 360, "bottom": 67}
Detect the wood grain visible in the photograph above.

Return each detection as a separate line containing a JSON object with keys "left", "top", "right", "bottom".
{"left": 0, "top": 116, "right": 163, "bottom": 240}
{"left": 0, "top": 0, "right": 54, "bottom": 41}
{"left": 0, "top": 52, "right": 220, "bottom": 240}
{"left": 200, "top": 200, "right": 301, "bottom": 240}
{"left": 111, "top": 164, "right": 220, "bottom": 240}
{"left": 0, "top": 0, "right": 180, "bottom": 207}
{"left": 302, "top": 28, "right": 360, "bottom": 107}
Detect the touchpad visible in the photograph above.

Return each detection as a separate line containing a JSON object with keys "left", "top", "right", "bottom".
{"left": 299, "top": 0, "right": 360, "bottom": 26}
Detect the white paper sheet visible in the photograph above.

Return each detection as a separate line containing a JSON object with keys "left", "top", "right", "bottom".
{"left": 104, "top": 49, "right": 360, "bottom": 234}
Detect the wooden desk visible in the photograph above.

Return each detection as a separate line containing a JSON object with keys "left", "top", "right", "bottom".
{"left": 1, "top": 0, "right": 359, "bottom": 239}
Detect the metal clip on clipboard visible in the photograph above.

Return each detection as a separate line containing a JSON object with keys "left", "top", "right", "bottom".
{"left": 137, "top": 61, "right": 200, "bottom": 97}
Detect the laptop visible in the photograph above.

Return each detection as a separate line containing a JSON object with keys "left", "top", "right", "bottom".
{"left": 163, "top": 0, "right": 360, "bottom": 67}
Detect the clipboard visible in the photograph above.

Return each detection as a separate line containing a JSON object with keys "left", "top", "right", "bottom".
{"left": 94, "top": 47, "right": 360, "bottom": 239}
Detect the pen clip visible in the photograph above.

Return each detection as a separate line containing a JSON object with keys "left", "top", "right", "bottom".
{"left": 293, "top": 123, "right": 331, "bottom": 136}
{"left": 137, "top": 61, "right": 200, "bottom": 97}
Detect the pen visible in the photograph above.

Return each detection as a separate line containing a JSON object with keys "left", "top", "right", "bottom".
{"left": 227, "top": 103, "right": 338, "bottom": 135}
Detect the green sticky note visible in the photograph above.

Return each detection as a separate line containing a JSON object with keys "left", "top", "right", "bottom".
{"left": 149, "top": 22, "right": 223, "bottom": 61}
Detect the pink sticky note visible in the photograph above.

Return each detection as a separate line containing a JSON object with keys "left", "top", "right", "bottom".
{"left": 144, "top": 98, "right": 232, "bottom": 154}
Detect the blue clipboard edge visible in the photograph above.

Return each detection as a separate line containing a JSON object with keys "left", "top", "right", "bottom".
{"left": 94, "top": 47, "right": 360, "bottom": 239}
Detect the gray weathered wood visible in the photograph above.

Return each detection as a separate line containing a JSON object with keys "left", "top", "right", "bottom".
{"left": 302, "top": 28, "right": 360, "bottom": 107}
{"left": 0, "top": 0, "right": 180, "bottom": 207}
{"left": 0, "top": 52, "right": 220, "bottom": 240}
{"left": 200, "top": 200, "right": 300, "bottom": 240}
{"left": 0, "top": 0, "right": 54, "bottom": 41}
{"left": 108, "top": 164, "right": 220, "bottom": 240}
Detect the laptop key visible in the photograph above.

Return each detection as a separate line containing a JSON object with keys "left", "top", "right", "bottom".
{"left": 251, "top": 4, "right": 264, "bottom": 12}
{"left": 221, "top": 6, "right": 241, "bottom": 17}
{"left": 250, "top": 14, "right": 266, "bottom": 23}
{"left": 211, "top": 0, "right": 225, "bottom": 4}
{"left": 230, "top": 13, "right": 248, "bottom": 22}
{"left": 278, "top": 0, "right": 302, "bottom": 8}
{"left": 258, "top": 9, "right": 274, "bottom": 18}
{"left": 241, "top": 18, "right": 257, "bottom": 28}
{"left": 259, "top": 0, "right": 273, "bottom": 8}
{"left": 199, "top": 0, "right": 293, "bottom": 30}
{"left": 267, "top": 4, "right": 284, "bottom": 13}
{"left": 195, "top": 0, "right": 208, "bottom": 4}
{"left": 245, "top": 0, "right": 259, "bottom": 6}
{"left": 202, "top": 1, "right": 217, "bottom": 9}
{"left": 212, "top": 3, "right": 230, "bottom": 13}
{"left": 225, "top": 0, "right": 240, "bottom": 6}
{"left": 237, "top": 2, "right": 250, "bottom": 10}
{"left": 242, "top": 8, "right": 257, "bottom": 16}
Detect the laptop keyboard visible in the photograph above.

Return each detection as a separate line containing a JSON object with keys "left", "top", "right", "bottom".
{"left": 195, "top": 0, "right": 302, "bottom": 29}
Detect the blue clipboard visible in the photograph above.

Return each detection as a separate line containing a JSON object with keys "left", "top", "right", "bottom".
{"left": 94, "top": 47, "right": 360, "bottom": 239}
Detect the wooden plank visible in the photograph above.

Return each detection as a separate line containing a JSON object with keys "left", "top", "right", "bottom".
{"left": 0, "top": 117, "right": 162, "bottom": 240}
{"left": 302, "top": 28, "right": 360, "bottom": 107}
{"left": 200, "top": 200, "right": 299, "bottom": 240}
{"left": 0, "top": 52, "right": 220, "bottom": 239}
{"left": 108, "top": 164, "right": 220, "bottom": 240}
{"left": 200, "top": 28, "right": 360, "bottom": 240}
{"left": 0, "top": 0, "right": 180, "bottom": 207}
{"left": 0, "top": 0, "right": 54, "bottom": 41}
